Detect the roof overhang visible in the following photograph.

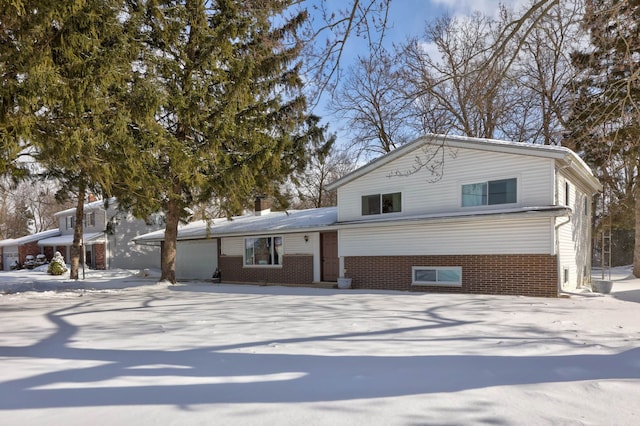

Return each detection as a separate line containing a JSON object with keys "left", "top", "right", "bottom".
{"left": 335, "top": 206, "right": 571, "bottom": 229}
{"left": 38, "top": 232, "right": 105, "bottom": 246}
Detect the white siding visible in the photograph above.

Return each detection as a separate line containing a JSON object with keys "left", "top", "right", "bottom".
{"left": 338, "top": 216, "right": 554, "bottom": 257}
{"left": 337, "top": 146, "right": 555, "bottom": 222}
{"left": 282, "top": 233, "right": 315, "bottom": 255}
{"left": 221, "top": 237, "right": 243, "bottom": 256}
{"left": 107, "top": 208, "right": 163, "bottom": 270}
{"left": 220, "top": 233, "right": 315, "bottom": 256}
{"left": 557, "top": 171, "right": 593, "bottom": 291}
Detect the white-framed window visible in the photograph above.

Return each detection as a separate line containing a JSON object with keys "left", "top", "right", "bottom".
{"left": 244, "top": 236, "right": 283, "bottom": 266}
{"left": 84, "top": 212, "right": 96, "bottom": 227}
{"left": 462, "top": 178, "right": 517, "bottom": 207}
{"left": 412, "top": 266, "right": 462, "bottom": 287}
{"left": 65, "top": 216, "right": 75, "bottom": 230}
{"left": 362, "top": 192, "right": 401, "bottom": 215}
{"left": 583, "top": 195, "right": 588, "bottom": 217}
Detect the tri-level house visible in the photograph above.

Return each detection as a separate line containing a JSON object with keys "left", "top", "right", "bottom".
{"left": 1, "top": 197, "right": 163, "bottom": 271}
{"left": 135, "top": 134, "right": 602, "bottom": 297}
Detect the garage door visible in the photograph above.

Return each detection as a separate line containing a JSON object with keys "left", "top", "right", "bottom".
{"left": 4, "top": 252, "right": 19, "bottom": 271}
{"left": 176, "top": 239, "right": 218, "bottom": 280}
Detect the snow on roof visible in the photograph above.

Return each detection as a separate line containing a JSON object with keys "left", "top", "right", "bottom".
{"left": 38, "top": 232, "right": 105, "bottom": 246}
{"left": 0, "top": 229, "right": 61, "bottom": 247}
{"left": 135, "top": 207, "right": 338, "bottom": 243}
{"left": 327, "top": 133, "right": 601, "bottom": 192}
{"left": 54, "top": 197, "right": 117, "bottom": 217}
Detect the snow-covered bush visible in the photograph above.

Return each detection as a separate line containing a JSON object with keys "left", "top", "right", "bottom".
{"left": 47, "top": 251, "right": 68, "bottom": 276}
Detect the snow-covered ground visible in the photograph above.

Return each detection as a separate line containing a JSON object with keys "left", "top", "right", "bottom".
{"left": 1, "top": 266, "right": 639, "bottom": 425}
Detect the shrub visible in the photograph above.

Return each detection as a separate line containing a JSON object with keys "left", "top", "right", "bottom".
{"left": 48, "top": 252, "right": 68, "bottom": 276}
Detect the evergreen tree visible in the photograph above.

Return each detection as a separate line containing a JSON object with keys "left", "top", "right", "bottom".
{"left": 2, "top": 0, "right": 137, "bottom": 279}
{"left": 568, "top": 0, "right": 640, "bottom": 276}
{"left": 112, "top": 0, "right": 326, "bottom": 283}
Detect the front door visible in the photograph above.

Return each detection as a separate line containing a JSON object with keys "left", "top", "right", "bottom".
{"left": 321, "top": 231, "right": 339, "bottom": 282}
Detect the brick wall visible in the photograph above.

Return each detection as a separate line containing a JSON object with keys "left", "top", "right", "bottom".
{"left": 345, "top": 254, "right": 559, "bottom": 298}
{"left": 219, "top": 255, "right": 313, "bottom": 285}
{"left": 18, "top": 241, "right": 42, "bottom": 263}
{"left": 94, "top": 244, "right": 106, "bottom": 270}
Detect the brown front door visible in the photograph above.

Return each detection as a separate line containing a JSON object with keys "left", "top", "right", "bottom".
{"left": 321, "top": 231, "right": 339, "bottom": 282}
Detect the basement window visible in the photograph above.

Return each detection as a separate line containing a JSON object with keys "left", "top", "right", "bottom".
{"left": 412, "top": 266, "right": 462, "bottom": 287}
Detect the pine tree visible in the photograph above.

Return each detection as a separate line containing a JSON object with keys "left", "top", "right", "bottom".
{"left": 568, "top": 0, "right": 640, "bottom": 276}
{"left": 4, "top": 0, "right": 137, "bottom": 279}
{"left": 111, "top": 0, "right": 325, "bottom": 283}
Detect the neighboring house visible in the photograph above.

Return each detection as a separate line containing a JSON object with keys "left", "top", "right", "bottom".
{"left": 0, "top": 198, "right": 164, "bottom": 271}
{"left": 0, "top": 229, "right": 61, "bottom": 271}
{"left": 135, "top": 134, "right": 602, "bottom": 297}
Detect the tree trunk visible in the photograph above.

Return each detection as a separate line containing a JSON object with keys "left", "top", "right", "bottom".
{"left": 161, "top": 181, "right": 181, "bottom": 284}
{"left": 70, "top": 182, "right": 86, "bottom": 280}
{"left": 634, "top": 183, "right": 640, "bottom": 278}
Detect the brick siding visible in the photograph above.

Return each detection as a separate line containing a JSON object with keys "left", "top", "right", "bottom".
{"left": 18, "top": 241, "right": 42, "bottom": 263}
{"left": 219, "top": 255, "right": 313, "bottom": 285}
{"left": 345, "top": 254, "right": 559, "bottom": 297}
{"left": 94, "top": 243, "right": 106, "bottom": 270}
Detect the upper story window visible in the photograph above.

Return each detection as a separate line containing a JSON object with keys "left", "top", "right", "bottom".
{"left": 462, "top": 178, "right": 517, "bottom": 207}
{"left": 362, "top": 192, "right": 401, "bottom": 216}
{"left": 565, "top": 182, "right": 570, "bottom": 206}
{"left": 65, "top": 216, "right": 75, "bottom": 230}
{"left": 244, "top": 236, "right": 282, "bottom": 266}
{"left": 84, "top": 212, "right": 96, "bottom": 227}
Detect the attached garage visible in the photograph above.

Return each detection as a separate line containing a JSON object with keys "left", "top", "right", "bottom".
{"left": 176, "top": 239, "right": 218, "bottom": 280}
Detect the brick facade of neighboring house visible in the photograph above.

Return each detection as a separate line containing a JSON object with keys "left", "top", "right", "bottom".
{"left": 18, "top": 241, "right": 42, "bottom": 262}
{"left": 94, "top": 244, "right": 106, "bottom": 270}
{"left": 345, "top": 254, "right": 559, "bottom": 298}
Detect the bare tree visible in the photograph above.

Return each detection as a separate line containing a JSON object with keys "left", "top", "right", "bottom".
{"left": 293, "top": 145, "right": 357, "bottom": 209}
{"left": 505, "top": 0, "right": 585, "bottom": 144}
{"left": 330, "top": 48, "right": 414, "bottom": 159}
{"left": 300, "top": 0, "right": 392, "bottom": 102}
{"left": 400, "top": 10, "right": 524, "bottom": 140}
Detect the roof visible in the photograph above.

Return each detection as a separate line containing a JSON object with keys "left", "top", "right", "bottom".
{"left": 0, "top": 229, "right": 61, "bottom": 247}
{"left": 134, "top": 207, "right": 338, "bottom": 243}
{"left": 54, "top": 197, "right": 117, "bottom": 217}
{"left": 38, "top": 232, "right": 105, "bottom": 246}
{"left": 326, "top": 134, "right": 602, "bottom": 192}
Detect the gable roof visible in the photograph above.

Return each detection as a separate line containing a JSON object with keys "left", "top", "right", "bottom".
{"left": 326, "top": 134, "right": 602, "bottom": 192}
{"left": 134, "top": 207, "right": 338, "bottom": 243}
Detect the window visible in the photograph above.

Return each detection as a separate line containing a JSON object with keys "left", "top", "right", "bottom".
{"left": 65, "top": 216, "right": 75, "bottom": 230}
{"left": 362, "top": 192, "right": 401, "bottom": 215}
{"left": 462, "top": 178, "right": 516, "bottom": 207}
{"left": 583, "top": 195, "right": 588, "bottom": 217}
{"left": 565, "top": 182, "right": 570, "bottom": 206}
{"left": 244, "top": 236, "right": 283, "bottom": 266}
{"left": 84, "top": 212, "right": 96, "bottom": 227}
{"left": 412, "top": 266, "right": 462, "bottom": 287}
